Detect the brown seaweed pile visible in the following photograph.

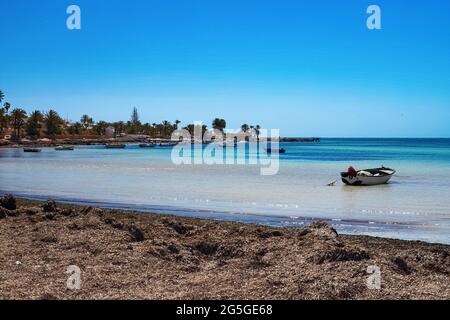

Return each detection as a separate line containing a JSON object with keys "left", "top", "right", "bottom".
{"left": 0, "top": 195, "right": 448, "bottom": 300}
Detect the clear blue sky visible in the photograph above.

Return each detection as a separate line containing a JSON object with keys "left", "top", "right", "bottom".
{"left": 1, "top": 0, "right": 449, "bottom": 137}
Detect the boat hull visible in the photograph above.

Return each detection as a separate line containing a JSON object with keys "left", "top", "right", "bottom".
{"left": 105, "top": 144, "right": 126, "bottom": 149}
{"left": 159, "top": 143, "right": 178, "bottom": 147}
{"left": 139, "top": 143, "right": 156, "bottom": 148}
{"left": 23, "top": 148, "right": 41, "bottom": 153}
{"left": 55, "top": 146, "right": 74, "bottom": 151}
{"left": 341, "top": 175, "right": 393, "bottom": 186}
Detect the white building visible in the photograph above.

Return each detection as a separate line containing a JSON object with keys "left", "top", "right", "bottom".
{"left": 105, "top": 126, "right": 115, "bottom": 137}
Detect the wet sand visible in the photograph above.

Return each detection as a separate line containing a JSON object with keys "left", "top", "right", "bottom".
{"left": 0, "top": 196, "right": 448, "bottom": 300}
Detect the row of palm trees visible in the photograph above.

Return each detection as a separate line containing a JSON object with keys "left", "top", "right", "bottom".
{"left": 0, "top": 91, "right": 181, "bottom": 139}
{"left": 1, "top": 109, "right": 65, "bottom": 139}
{"left": 0, "top": 90, "right": 261, "bottom": 140}
{"left": 240, "top": 123, "right": 261, "bottom": 139}
{"left": 1, "top": 91, "right": 67, "bottom": 139}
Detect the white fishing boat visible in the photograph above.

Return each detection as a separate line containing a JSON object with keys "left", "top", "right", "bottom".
{"left": 341, "top": 166, "right": 396, "bottom": 186}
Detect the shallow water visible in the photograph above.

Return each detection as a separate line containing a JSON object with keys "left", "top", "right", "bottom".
{"left": 1, "top": 138, "right": 449, "bottom": 244}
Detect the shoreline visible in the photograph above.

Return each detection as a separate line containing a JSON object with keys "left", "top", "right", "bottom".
{"left": 0, "top": 136, "right": 321, "bottom": 148}
{"left": 0, "top": 137, "right": 160, "bottom": 148}
{"left": 0, "top": 195, "right": 448, "bottom": 299}
{"left": 4, "top": 192, "right": 446, "bottom": 245}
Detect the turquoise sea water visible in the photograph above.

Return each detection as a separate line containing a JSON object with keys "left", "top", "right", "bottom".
{"left": 1, "top": 138, "right": 449, "bottom": 244}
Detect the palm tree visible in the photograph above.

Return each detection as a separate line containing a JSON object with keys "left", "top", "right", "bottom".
{"left": 174, "top": 120, "right": 181, "bottom": 130}
{"left": 255, "top": 124, "right": 261, "bottom": 142}
{"left": 150, "top": 123, "right": 157, "bottom": 137}
{"left": 162, "top": 120, "right": 172, "bottom": 137}
{"left": 74, "top": 122, "right": 82, "bottom": 134}
{"left": 10, "top": 108, "right": 27, "bottom": 140}
{"left": 0, "top": 107, "right": 9, "bottom": 133}
{"left": 241, "top": 124, "right": 249, "bottom": 133}
{"left": 113, "top": 121, "right": 125, "bottom": 136}
{"left": 45, "top": 110, "right": 64, "bottom": 136}
{"left": 155, "top": 123, "right": 164, "bottom": 137}
{"left": 94, "top": 121, "right": 109, "bottom": 135}
{"left": 184, "top": 124, "right": 208, "bottom": 137}
{"left": 68, "top": 122, "right": 82, "bottom": 135}
{"left": 141, "top": 123, "right": 153, "bottom": 136}
{"left": 0, "top": 91, "right": 4, "bottom": 104}
{"left": 4, "top": 102, "right": 11, "bottom": 113}
{"left": 212, "top": 118, "right": 226, "bottom": 133}
{"left": 81, "top": 114, "right": 93, "bottom": 130}
{"left": 26, "top": 110, "right": 44, "bottom": 138}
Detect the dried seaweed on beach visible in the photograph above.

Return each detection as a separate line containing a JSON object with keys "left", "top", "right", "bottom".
{"left": 0, "top": 196, "right": 449, "bottom": 300}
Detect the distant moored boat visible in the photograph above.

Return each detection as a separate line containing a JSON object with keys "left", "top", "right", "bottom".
{"left": 139, "top": 143, "right": 156, "bottom": 148}
{"left": 105, "top": 143, "right": 126, "bottom": 149}
{"left": 55, "top": 145, "right": 74, "bottom": 151}
{"left": 158, "top": 142, "right": 178, "bottom": 147}
{"left": 23, "top": 148, "right": 41, "bottom": 153}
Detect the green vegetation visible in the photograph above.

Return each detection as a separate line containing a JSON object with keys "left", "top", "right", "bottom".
{"left": 212, "top": 118, "right": 226, "bottom": 133}
{"left": 0, "top": 89, "right": 263, "bottom": 141}
{"left": 10, "top": 108, "right": 27, "bottom": 139}
{"left": 81, "top": 114, "right": 93, "bottom": 129}
{"left": 26, "top": 111, "right": 44, "bottom": 138}
{"left": 0, "top": 107, "right": 8, "bottom": 134}
{"left": 183, "top": 123, "right": 208, "bottom": 137}
{"left": 241, "top": 124, "right": 250, "bottom": 133}
{"left": 44, "top": 110, "right": 64, "bottom": 136}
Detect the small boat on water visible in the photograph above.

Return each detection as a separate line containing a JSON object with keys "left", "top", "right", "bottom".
{"left": 159, "top": 142, "right": 178, "bottom": 147}
{"left": 105, "top": 143, "right": 126, "bottom": 149}
{"left": 23, "top": 148, "right": 41, "bottom": 153}
{"left": 55, "top": 145, "right": 74, "bottom": 151}
{"left": 139, "top": 143, "right": 156, "bottom": 148}
{"left": 265, "top": 148, "right": 286, "bottom": 154}
{"left": 341, "top": 166, "right": 396, "bottom": 186}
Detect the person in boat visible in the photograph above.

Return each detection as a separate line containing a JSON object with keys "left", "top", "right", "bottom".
{"left": 347, "top": 166, "right": 357, "bottom": 177}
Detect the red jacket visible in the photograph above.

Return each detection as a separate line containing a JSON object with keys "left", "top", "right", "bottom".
{"left": 348, "top": 166, "right": 357, "bottom": 177}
